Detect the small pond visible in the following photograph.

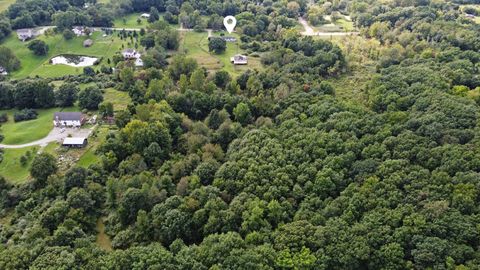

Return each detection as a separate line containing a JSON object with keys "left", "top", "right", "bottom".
{"left": 50, "top": 54, "right": 99, "bottom": 67}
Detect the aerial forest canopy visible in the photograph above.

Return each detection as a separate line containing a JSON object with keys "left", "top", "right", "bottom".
{"left": 0, "top": 0, "right": 480, "bottom": 269}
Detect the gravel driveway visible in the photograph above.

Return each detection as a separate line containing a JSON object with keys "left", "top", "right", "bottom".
{"left": 0, "top": 127, "right": 94, "bottom": 149}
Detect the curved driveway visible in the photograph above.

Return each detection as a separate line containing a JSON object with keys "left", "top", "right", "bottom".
{"left": 0, "top": 127, "right": 94, "bottom": 149}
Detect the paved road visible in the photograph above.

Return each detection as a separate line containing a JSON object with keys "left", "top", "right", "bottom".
{"left": 0, "top": 127, "right": 94, "bottom": 149}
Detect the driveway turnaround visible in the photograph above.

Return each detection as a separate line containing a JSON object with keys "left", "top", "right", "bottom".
{"left": 0, "top": 127, "right": 94, "bottom": 149}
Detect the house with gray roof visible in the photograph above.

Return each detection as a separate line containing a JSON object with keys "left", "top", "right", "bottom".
{"left": 53, "top": 112, "right": 85, "bottom": 127}
{"left": 17, "top": 28, "right": 38, "bottom": 42}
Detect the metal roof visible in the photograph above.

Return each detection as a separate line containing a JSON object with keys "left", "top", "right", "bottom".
{"left": 63, "top": 137, "right": 87, "bottom": 145}
{"left": 54, "top": 112, "right": 82, "bottom": 121}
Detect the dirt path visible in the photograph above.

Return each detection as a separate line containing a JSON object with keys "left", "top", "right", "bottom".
{"left": 0, "top": 127, "right": 94, "bottom": 149}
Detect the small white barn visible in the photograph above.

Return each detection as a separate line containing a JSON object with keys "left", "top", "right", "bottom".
{"left": 53, "top": 112, "right": 85, "bottom": 127}
{"left": 0, "top": 66, "right": 7, "bottom": 76}
{"left": 230, "top": 54, "right": 248, "bottom": 65}
{"left": 63, "top": 137, "right": 88, "bottom": 148}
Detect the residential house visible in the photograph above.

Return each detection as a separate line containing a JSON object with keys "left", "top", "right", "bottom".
{"left": 53, "top": 112, "right": 85, "bottom": 127}
{"left": 0, "top": 66, "right": 7, "bottom": 76}
{"left": 83, "top": 39, "right": 93, "bottom": 47}
{"left": 122, "top": 48, "right": 144, "bottom": 67}
{"left": 62, "top": 137, "right": 88, "bottom": 148}
{"left": 230, "top": 54, "right": 248, "bottom": 65}
{"left": 17, "top": 28, "right": 38, "bottom": 42}
{"left": 72, "top": 26, "right": 91, "bottom": 36}
{"left": 122, "top": 48, "right": 141, "bottom": 59}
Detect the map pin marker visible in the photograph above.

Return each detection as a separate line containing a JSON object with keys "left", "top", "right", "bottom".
{"left": 223, "top": 16, "right": 237, "bottom": 34}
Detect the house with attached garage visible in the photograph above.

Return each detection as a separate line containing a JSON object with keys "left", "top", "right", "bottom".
{"left": 122, "top": 48, "right": 143, "bottom": 67}
{"left": 17, "top": 28, "right": 38, "bottom": 42}
{"left": 53, "top": 112, "right": 86, "bottom": 127}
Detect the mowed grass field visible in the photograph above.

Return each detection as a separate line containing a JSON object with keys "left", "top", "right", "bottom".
{"left": 103, "top": 88, "right": 132, "bottom": 111}
{"left": 114, "top": 13, "right": 148, "bottom": 28}
{"left": 0, "top": 142, "right": 57, "bottom": 184}
{"left": 0, "top": 106, "right": 78, "bottom": 145}
{"left": 0, "top": 0, "right": 14, "bottom": 12}
{"left": 2, "top": 30, "right": 133, "bottom": 78}
{"left": 179, "top": 31, "right": 262, "bottom": 77}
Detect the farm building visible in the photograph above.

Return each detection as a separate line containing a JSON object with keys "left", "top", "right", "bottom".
{"left": 83, "top": 39, "right": 93, "bottom": 47}
{"left": 223, "top": 36, "right": 237, "bottom": 42}
{"left": 53, "top": 112, "right": 85, "bottom": 127}
{"left": 17, "top": 28, "right": 38, "bottom": 42}
{"left": 63, "top": 137, "right": 88, "bottom": 148}
{"left": 230, "top": 54, "right": 248, "bottom": 65}
{"left": 140, "top": 13, "right": 150, "bottom": 18}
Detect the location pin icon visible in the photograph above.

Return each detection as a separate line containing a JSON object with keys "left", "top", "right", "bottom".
{"left": 223, "top": 16, "right": 237, "bottom": 34}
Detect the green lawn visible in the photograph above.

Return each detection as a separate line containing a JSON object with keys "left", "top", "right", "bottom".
{"left": 77, "top": 127, "right": 109, "bottom": 168}
{"left": 0, "top": 142, "right": 57, "bottom": 184}
{"left": 103, "top": 88, "right": 131, "bottom": 111}
{"left": 0, "top": 107, "right": 78, "bottom": 145}
{"left": 2, "top": 31, "right": 134, "bottom": 78}
{"left": 336, "top": 19, "right": 355, "bottom": 31}
{"left": 0, "top": 146, "right": 38, "bottom": 183}
{"left": 0, "top": 0, "right": 14, "bottom": 12}
{"left": 114, "top": 13, "right": 148, "bottom": 28}
{"left": 179, "top": 31, "right": 262, "bottom": 77}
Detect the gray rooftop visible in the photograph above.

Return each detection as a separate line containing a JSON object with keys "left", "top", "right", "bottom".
{"left": 53, "top": 112, "right": 83, "bottom": 121}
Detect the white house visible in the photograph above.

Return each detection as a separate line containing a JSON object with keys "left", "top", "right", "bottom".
{"left": 16, "top": 28, "right": 38, "bottom": 42}
{"left": 63, "top": 137, "right": 88, "bottom": 148}
{"left": 72, "top": 26, "right": 92, "bottom": 36}
{"left": 122, "top": 48, "right": 141, "bottom": 59}
{"left": 230, "top": 54, "right": 248, "bottom": 65}
{"left": 0, "top": 66, "right": 7, "bottom": 76}
{"left": 53, "top": 112, "right": 85, "bottom": 127}
{"left": 140, "top": 13, "right": 150, "bottom": 18}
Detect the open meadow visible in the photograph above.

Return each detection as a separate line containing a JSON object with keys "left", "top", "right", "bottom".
{"left": 179, "top": 31, "right": 262, "bottom": 77}
{"left": 0, "top": 0, "right": 14, "bottom": 12}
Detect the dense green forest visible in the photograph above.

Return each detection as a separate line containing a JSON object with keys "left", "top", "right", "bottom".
{"left": 1, "top": 0, "right": 480, "bottom": 269}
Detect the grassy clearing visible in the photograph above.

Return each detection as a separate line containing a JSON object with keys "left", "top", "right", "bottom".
{"left": 336, "top": 19, "right": 355, "bottom": 31}
{"left": 114, "top": 13, "right": 148, "bottom": 28}
{"left": 96, "top": 218, "right": 113, "bottom": 251}
{"left": 179, "top": 31, "right": 262, "bottom": 77}
{"left": 0, "top": 142, "right": 58, "bottom": 184}
{"left": 0, "top": 106, "right": 78, "bottom": 145}
{"left": 0, "top": 0, "right": 14, "bottom": 12}
{"left": 2, "top": 30, "right": 136, "bottom": 78}
{"left": 0, "top": 146, "right": 38, "bottom": 183}
{"left": 77, "top": 126, "right": 110, "bottom": 168}
{"left": 103, "top": 88, "right": 131, "bottom": 111}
